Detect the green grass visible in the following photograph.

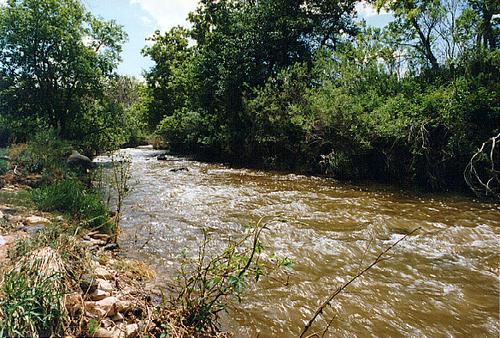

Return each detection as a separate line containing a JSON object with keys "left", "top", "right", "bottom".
{"left": 0, "top": 264, "right": 66, "bottom": 337}
{"left": 0, "top": 190, "right": 34, "bottom": 208}
{"left": 32, "top": 179, "right": 113, "bottom": 232}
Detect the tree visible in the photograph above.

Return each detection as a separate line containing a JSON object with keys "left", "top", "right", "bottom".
{"left": 0, "top": 0, "right": 127, "bottom": 143}
{"left": 142, "top": 27, "right": 192, "bottom": 129}
{"left": 146, "top": 0, "right": 359, "bottom": 157}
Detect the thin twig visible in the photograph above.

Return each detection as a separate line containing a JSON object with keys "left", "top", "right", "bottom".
{"left": 299, "top": 227, "right": 421, "bottom": 338}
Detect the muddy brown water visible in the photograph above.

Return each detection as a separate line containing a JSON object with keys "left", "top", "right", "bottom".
{"left": 114, "top": 148, "right": 499, "bottom": 337}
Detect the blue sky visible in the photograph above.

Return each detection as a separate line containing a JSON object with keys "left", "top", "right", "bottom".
{"left": 83, "top": 0, "right": 393, "bottom": 78}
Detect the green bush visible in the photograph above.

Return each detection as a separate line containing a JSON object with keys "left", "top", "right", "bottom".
{"left": 8, "top": 130, "right": 72, "bottom": 182}
{"left": 32, "top": 179, "right": 112, "bottom": 232}
{"left": 157, "top": 108, "right": 211, "bottom": 153}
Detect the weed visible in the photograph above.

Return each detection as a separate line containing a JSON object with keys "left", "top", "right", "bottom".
{"left": 0, "top": 148, "right": 8, "bottom": 175}
{"left": 88, "top": 319, "right": 99, "bottom": 335}
{"left": 93, "top": 152, "right": 132, "bottom": 230}
{"left": 9, "top": 130, "right": 72, "bottom": 182}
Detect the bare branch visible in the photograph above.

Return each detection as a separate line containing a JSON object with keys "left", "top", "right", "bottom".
{"left": 299, "top": 227, "right": 421, "bottom": 338}
{"left": 464, "top": 133, "right": 500, "bottom": 200}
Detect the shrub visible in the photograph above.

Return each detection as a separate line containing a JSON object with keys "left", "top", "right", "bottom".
{"left": 160, "top": 219, "right": 293, "bottom": 334}
{"left": 157, "top": 108, "right": 208, "bottom": 153}
{"left": 8, "top": 130, "right": 72, "bottom": 182}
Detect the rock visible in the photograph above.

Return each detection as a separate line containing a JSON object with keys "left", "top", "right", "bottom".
{"left": 0, "top": 211, "right": 4, "bottom": 220}
{"left": 80, "top": 274, "right": 98, "bottom": 294}
{"left": 0, "top": 236, "right": 6, "bottom": 246}
{"left": 156, "top": 154, "right": 167, "bottom": 161}
{"left": 94, "top": 266, "right": 114, "bottom": 280}
{"left": 104, "top": 243, "right": 119, "bottom": 251}
{"left": 126, "top": 324, "right": 139, "bottom": 337}
{"left": 90, "top": 233, "right": 111, "bottom": 241}
{"left": 115, "top": 300, "right": 132, "bottom": 313}
{"left": 83, "top": 237, "right": 107, "bottom": 246}
{"left": 112, "top": 312, "right": 124, "bottom": 322}
{"left": 88, "top": 289, "right": 111, "bottom": 301}
{"left": 67, "top": 150, "right": 97, "bottom": 170}
{"left": 0, "top": 206, "right": 17, "bottom": 215}
{"left": 93, "top": 328, "right": 116, "bottom": 338}
{"left": 25, "top": 215, "right": 51, "bottom": 225}
{"left": 16, "top": 224, "right": 45, "bottom": 235}
{"left": 9, "top": 215, "right": 24, "bottom": 224}
{"left": 120, "top": 286, "right": 135, "bottom": 296}
{"left": 84, "top": 302, "right": 108, "bottom": 318}
{"left": 97, "top": 297, "right": 119, "bottom": 316}
{"left": 97, "top": 279, "right": 115, "bottom": 293}
{"left": 169, "top": 167, "right": 189, "bottom": 173}
{"left": 85, "top": 296, "right": 119, "bottom": 318}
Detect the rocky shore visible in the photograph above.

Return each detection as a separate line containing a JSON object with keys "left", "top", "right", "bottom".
{"left": 0, "top": 183, "right": 157, "bottom": 337}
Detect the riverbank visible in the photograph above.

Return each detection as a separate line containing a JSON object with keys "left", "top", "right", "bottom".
{"left": 0, "top": 146, "right": 232, "bottom": 337}
{"left": 0, "top": 180, "right": 157, "bottom": 337}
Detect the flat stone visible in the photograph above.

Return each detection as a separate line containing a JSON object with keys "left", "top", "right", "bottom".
{"left": 0, "top": 206, "right": 17, "bottom": 214}
{"left": 126, "top": 324, "right": 139, "bottom": 337}
{"left": 88, "top": 289, "right": 111, "bottom": 301}
{"left": 97, "top": 279, "right": 115, "bottom": 293}
{"left": 94, "top": 266, "right": 114, "bottom": 280}
{"left": 111, "top": 312, "right": 124, "bottom": 322}
{"left": 90, "top": 233, "right": 111, "bottom": 241}
{"left": 85, "top": 296, "right": 119, "bottom": 318}
{"left": 25, "top": 216, "right": 51, "bottom": 225}
{"left": 19, "top": 224, "right": 45, "bottom": 235}
{"left": 0, "top": 236, "right": 6, "bottom": 246}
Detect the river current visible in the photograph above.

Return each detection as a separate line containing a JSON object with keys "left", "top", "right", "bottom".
{"left": 116, "top": 147, "right": 499, "bottom": 337}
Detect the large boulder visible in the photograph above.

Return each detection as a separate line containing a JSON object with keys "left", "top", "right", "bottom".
{"left": 67, "top": 150, "right": 96, "bottom": 169}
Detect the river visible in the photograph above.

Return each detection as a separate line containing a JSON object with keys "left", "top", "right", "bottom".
{"left": 116, "top": 147, "right": 499, "bottom": 337}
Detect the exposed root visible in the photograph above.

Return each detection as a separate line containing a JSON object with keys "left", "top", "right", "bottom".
{"left": 464, "top": 133, "right": 500, "bottom": 200}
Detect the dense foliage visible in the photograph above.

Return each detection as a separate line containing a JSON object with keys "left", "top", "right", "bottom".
{"left": 0, "top": 0, "right": 146, "bottom": 153}
{"left": 144, "top": 0, "right": 499, "bottom": 193}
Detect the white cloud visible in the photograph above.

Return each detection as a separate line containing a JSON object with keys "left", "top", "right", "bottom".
{"left": 130, "top": 0, "right": 198, "bottom": 32}
{"left": 355, "top": 1, "right": 387, "bottom": 18}
{"left": 140, "top": 15, "right": 153, "bottom": 27}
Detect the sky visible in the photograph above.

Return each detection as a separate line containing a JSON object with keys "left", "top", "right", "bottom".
{"left": 83, "top": 0, "right": 393, "bottom": 78}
